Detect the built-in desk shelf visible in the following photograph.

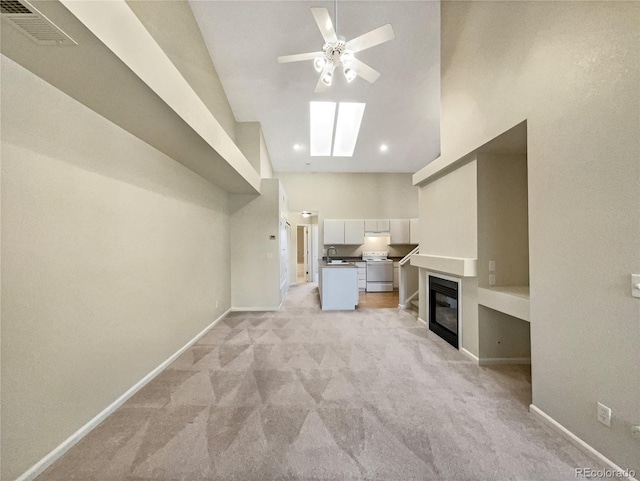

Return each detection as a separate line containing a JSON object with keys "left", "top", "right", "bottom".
{"left": 410, "top": 254, "right": 477, "bottom": 277}
{"left": 478, "top": 286, "right": 530, "bottom": 322}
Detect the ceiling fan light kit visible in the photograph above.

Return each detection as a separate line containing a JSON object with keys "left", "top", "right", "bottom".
{"left": 277, "top": 6, "right": 394, "bottom": 93}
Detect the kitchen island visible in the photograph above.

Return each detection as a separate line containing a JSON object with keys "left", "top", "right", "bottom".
{"left": 318, "top": 261, "right": 359, "bottom": 310}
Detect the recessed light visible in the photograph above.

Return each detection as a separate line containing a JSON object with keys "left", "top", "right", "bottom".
{"left": 306, "top": 162, "right": 311, "bottom": 165}
{"left": 294, "top": 144, "right": 302, "bottom": 151}
{"left": 380, "top": 144, "right": 388, "bottom": 152}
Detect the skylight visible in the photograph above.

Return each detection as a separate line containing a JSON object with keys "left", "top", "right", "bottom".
{"left": 309, "top": 101, "right": 336, "bottom": 156}
{"left": 333, "top": 102, "right": 366, "bottom": 157}
{"left": 309, "top": 101, "right": 366, "bottom": 157}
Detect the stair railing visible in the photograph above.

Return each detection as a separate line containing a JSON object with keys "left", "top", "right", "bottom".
{"left": 398, "top": 246, "right": 420, "bottom": 308}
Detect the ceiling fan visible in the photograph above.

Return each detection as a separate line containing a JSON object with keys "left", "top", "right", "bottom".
{"left": 277, "top": 5, "right": 394, "bottom": 93}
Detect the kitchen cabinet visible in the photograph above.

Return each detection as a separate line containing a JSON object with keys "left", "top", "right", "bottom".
{"left": 355, "top": 261, "right": 366, "bottom": 291}
{"left": 344, "top": 220, "right": 365, "bottom": 245}
{"left": 318, "top": 263, "right": 359, "bottom": 310}
{"left": 393, "top": 262, "right": 399, "bottom": 289}
{"left": 410, "top": 218, "right": 419, "bottom": 244}
{"left": 324, "top": 220, "right": 344, "bottom": 244}
{"left": 389, "top": 219, "right": 410, "bottom": 244}
{"left": 364, "top": 219, "right": 390, "bottom": 234}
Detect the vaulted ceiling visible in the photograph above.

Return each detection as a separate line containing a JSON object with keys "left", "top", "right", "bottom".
{"left": 190, "top": 1, "right": 441, "bottom": 173}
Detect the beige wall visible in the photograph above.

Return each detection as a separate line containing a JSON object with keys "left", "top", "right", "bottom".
{"left": 439, "top": 1, "right": 639, "bottom": 472}
{"left": 278, "top": 173, "right": 418, "bottom": 219}
{"left": 230, "top": 179, "right": 282, "bottom": 310}
{"left": 476, "top": 153, "right": 529, "bottom": 288}
{"left": 127, "top": 0, "right": 237, "bottom": 143}
{"left": 236, "top": 122, "right": 261, "bottom": 174}
{"left": 260, "top": 129, "right": 274, "bottom": 180}
{"left": 418, "top": 159, "right": 477, "bottom": 259}
{"left": 1, "top": 56, "right": 231, "bottom": 480}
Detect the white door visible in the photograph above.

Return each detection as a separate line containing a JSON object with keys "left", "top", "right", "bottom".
{"left": 311, "top": 225, "right": 319, "bottom": 282}
{"left": 303, "top": 226, "right": 310, "bottom": 282}
{"left": 280, "top": 217, "right": 289, "bottom": 297}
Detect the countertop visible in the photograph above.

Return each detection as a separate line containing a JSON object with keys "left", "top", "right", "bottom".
{"left": 320, "top": 260, "right": 357, "bottom": 268}
{"left": 321, "top": 257, "right": 404, "bottom": 263}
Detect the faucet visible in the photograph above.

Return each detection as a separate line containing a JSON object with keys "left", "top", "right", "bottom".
{"left": 326, "top": 246, "right": 338, "bottom": 262}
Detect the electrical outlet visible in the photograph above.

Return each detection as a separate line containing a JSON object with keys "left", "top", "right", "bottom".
{"left": 632, "top": 425, "right": 640, "bottom": 438}
{"left": 597, "top": 402, "right": 612, "bottom": 427}
{"left": 489, "top": 275, "right": 496, "bottom": 286}
{"left": 489, "top": 261, "right": 496, "bottom": 272}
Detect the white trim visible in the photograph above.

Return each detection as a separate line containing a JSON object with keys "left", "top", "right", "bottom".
{"left": 460, "top": 348, "right": 530, "bottom": 366}
{"left": 417, "top": 317, "right": 427, "bottom": 325}
{"left": 460, "top": 347, "right": 480, "bottom": 363}
{"left": 406, "top": 289, "right": 419, "bottom": 304}
{"left": 59, "top": 0, "right": 261, "bottom": 193}
{"left": 411, "top": 254, "right": 477, "bottom": 277}
{"left": 478, "top": 357, "right": 531, "bottom": 366}
{"left": 231, "top": 303, "right": 282, "bottom": 312}
{"left": 478, "top": 286, "right": 530, "bottom": 322}
{"left": 15, "top": 308, "right": 231, "bottom": 481}
{"left": 529, "top": 405, "right": 638, "bottom": 481}
{"left": 398, "top": 245, "right": 419, "bottom": 266}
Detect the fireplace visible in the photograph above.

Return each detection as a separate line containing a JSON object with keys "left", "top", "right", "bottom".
{"left": 428, "top": 276, "right": 459, "bottom": 348}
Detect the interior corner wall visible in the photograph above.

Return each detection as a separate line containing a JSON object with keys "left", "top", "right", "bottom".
{"left": 235, "top": 122, "right": 261, "bottom": 174}
{"left": 230, "top": 179, "right": 282, "bottom": 310}
{"left": 476, "top": 153, "right": 529, "bottom": 288}
{"left": 440, "top": 2, "right": 640, "bottom": 472}
{"left": 126, "top": 0, "right": 237, "bottom": 142}
{"left": 417, "top": 159, "right": 478, "bottom": 259}
{"left": 1, "top": 56, "right": 231, "bottom": 481}
{"left": 259, "top": 129, "right": 274, "bottom": 180}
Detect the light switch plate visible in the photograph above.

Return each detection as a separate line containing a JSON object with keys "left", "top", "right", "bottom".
{"left": 632, "top": 274, "right": 640, "bottom": 298}
{"left": 489, "top": 261, "right": 496, "bottom": 272}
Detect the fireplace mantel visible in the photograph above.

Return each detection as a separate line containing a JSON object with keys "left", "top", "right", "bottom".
{"left": 410, "top": 254, "right": 477, "bottom": 277}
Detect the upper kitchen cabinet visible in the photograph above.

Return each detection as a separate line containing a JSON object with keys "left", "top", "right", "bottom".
{"left": 324, "top": 219, "right": 365, "bottom": 245}
{"left": 324, "top": 220, "right": 345, "bottom": 244}
{"left": 364, "top": 219, "right": 390, "bottom": 234}
{"left": 410, "top": 218, "right": 419, "bottom": 244}
{"left": 344, "top": 220, "right": 365, "bottom": 245}
{"left": 389, "top": 219, "right": 411, "bottom": 244}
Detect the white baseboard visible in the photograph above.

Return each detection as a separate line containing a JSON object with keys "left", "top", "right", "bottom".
{"left": 16, "top": 308, "right": 231, "bottom": 481}
{"left": 460, "top": 347, "right": 480, "bottom": 363}
{"left": 459, "top": 348, "right": 530, "bottom": 366}
{"left": 529, "top": 404, "right": 638, "bottom": 481}
{"left": 479, "top": 357, "right": 531, "bottom": 366}
{"left": 231, "top": 304, "right": 282, "bottom": 312}
{"left": 417, "top": 317, "right": 427, "bottom": 325}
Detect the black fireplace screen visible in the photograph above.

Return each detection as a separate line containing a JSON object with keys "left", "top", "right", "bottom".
{"left": 428, "top": 276, "right": 459, "bottom": 348}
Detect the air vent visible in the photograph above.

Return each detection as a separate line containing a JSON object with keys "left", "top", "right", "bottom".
{"left": 0, "top": 0, "right": 76, "bottom": 46}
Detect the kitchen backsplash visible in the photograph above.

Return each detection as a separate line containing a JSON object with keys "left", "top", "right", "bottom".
{"left": 323, "top": 236, "right": 414, "bottom": 259}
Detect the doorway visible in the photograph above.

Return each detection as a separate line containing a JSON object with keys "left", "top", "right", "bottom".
{"left": 296, "top": 225, "right": 311, "bottom": 283}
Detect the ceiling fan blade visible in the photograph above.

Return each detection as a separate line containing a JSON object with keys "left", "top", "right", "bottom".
{"left": 311, "top": 7, "right": 338, "bottom": 44}
{"left": 314, "top": 74, "right": 329, "bottom": 94}
{"left": 346, "top": 24, "right": 394, "bottom": 53}
{"left": 277, "top": 51, "right": 323, "bottom": 64}
{"left": 350, "top": 58, "right": 381, "bottom": 84}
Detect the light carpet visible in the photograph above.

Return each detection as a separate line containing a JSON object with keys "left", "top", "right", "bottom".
{"left": 37, "top": 283, "right": 608, "bottom": 480}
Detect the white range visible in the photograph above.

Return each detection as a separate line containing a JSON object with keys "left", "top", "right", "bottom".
{"left": 362, "top": 251, "right": 393, "bottom": 292}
